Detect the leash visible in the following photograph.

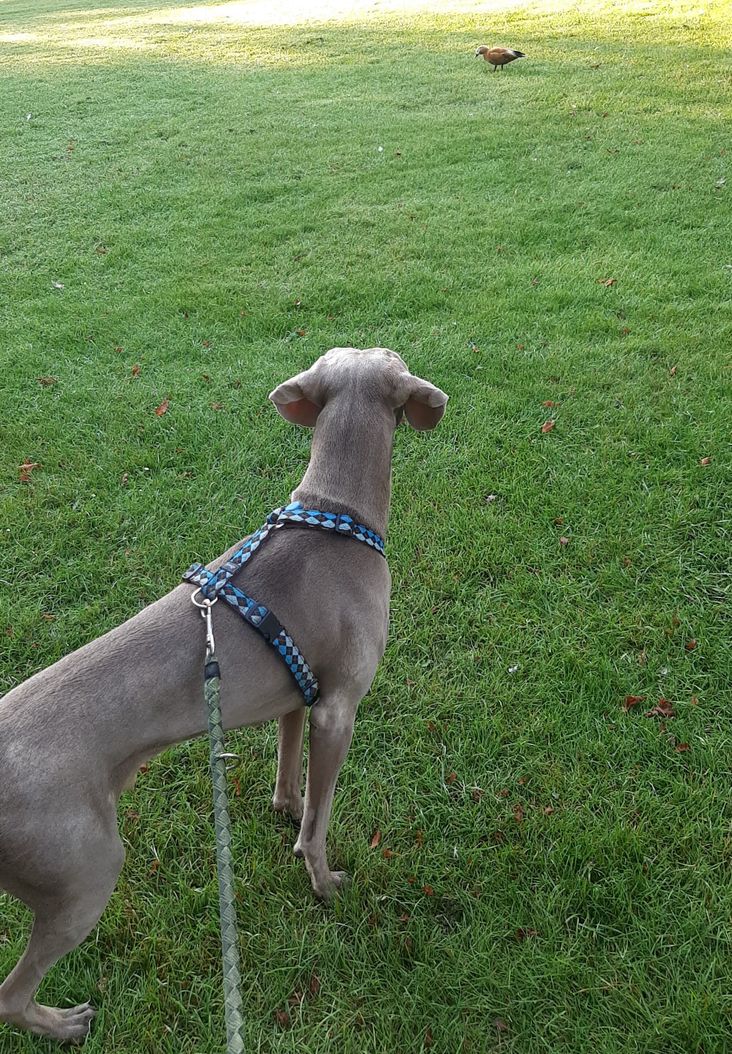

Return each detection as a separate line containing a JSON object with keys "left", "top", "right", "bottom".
{"left": 192, "top": 592, "right": 246, "bottom": 1054}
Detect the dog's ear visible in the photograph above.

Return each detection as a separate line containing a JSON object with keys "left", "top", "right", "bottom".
{"left": 269, "top": 371, "right": 321, "bottom": 427}
{"left": 402, "top": 376, "right": 448, "bottom": 431}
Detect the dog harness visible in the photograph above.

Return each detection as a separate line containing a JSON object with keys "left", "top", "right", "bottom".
{"left": 183, "top": 501, "right": 386, "bottom": 706}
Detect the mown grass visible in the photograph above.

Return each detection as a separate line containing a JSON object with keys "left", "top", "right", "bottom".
{"left": 1, "top": 0, "right": 731, "bottom": 1051}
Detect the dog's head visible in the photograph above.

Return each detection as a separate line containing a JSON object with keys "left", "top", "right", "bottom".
{"left": 269, "top": 347, "right": 448, "bottom": 431}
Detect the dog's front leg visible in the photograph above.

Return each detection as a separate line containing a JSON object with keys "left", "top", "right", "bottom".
{"left": 272, "top": 708, "right": 306, "bottom": 822}
{"left": 294, "top": 696, "right": 357, "bottom": 901}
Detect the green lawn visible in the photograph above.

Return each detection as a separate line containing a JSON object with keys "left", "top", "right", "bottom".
{"left": 1, "top": 0, "right": 731, "bottom": 1050}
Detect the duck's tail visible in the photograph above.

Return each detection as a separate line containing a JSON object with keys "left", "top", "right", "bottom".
{"left": 513, "top": 51, "right": 526, "bottom": 58}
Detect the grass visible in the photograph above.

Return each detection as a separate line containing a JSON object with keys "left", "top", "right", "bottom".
{"left": 1, "top": 0, "right": 731, "bottom": 1050}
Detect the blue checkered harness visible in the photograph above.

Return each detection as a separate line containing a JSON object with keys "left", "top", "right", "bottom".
{"left": 183, "top": 502, "right": 386, "bottom": 706}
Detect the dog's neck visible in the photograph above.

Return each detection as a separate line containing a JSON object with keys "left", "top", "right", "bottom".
{"left": 292, "top": 397, "right": 395, "bottom": 539}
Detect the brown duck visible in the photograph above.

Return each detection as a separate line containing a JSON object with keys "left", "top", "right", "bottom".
{"left": 475, "top": 45, "right": 526, "bottom": 71}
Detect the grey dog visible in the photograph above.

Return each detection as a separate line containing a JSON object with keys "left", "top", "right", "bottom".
{"left": 0, "top": 346, "right": 447, "bottom": 1044}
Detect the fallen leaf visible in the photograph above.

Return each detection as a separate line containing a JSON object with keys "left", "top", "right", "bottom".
{"left": 308, "top": 972, "right": 320, "bottom": 997}
{"left": 691, "top": 695, "right": 699, "bottom": 706}
{"left": 543, "top": 400, "right": 561, "bottom": 408}
{"left": 553, "top": 516, "right": 564, "bottom": 525}
{"left": 543, "top": 805, "right": 555, "bottom": 815}
{"left": 149, "top": 858, "right": 160, "bottom": 874}
{"left": 36, "top": 376, "right": 58, "bottom": 386}
{"left": 19, "top": 460, "right": 41, "bottom": 483}
{"left": 515, "top": 927, "right": 538, "bottom": 941}
{"left": 370, "top": 830, "right": 382, "bottom": 849}
{"left": 120, "top": 472, "right": 129, "bottom": 486}
{"left": 40, "top": 612, "right": 56, "bottom": 621}
{"left": 623, "top": 695, "right": 645, "bottom": 711}
{"left": 155, "top": 399, "right": 169, "bottom": 416}
{"left": 114, "top": 346, "right": 124, "bottom": 353}
{"left": 202, "top": 339, "right": 211, "bottom": 348}
{"left": 274, "top": 1009, "right": 290, "bottom": 1029}
{"left": 669, "top": 365, "right": 677, "bottom": 376}
{"left": 494, "top": 1018, "right": 509, "bottom": 1033}
{"left": 210, "top": 402, "right": 224, "bottom": 411}
{"left": 398, "top": 913, "right": 410, "bottom": 923}
{"left": 597, "top": 277, "right": 617, "bottom": 287}
{"left": 685, "top": 639, "right": 697, "bottom": 651}
{"left": 382, "top": 848, "right": 395, "bottom": 859}
{"left": 699, "top": 456, "right": 712, "bottom": 466}
{"left": 645, "top": 698, "right": 675, "bottom": 719}
{"left": 425, "top": 1028, "right": 434, "bottom": 1048}
{"left": 541, "top": 419, "right": 556, "bottom": 433}
{"left": 675, "top": 742, "right": 690, "bottom": 753}
{"left": 446, "top": 771, "right": 457, "bottom": 785}
{"left": 52, "top": 281, "right": 65, "bottom": 290}
{"left": 513, "top": 804, "right": 525, "bottom": 824}
{"left": 95, "top": 244, "right": 108, "bottom": 255}
{"left": 498, "top": 788, "right": 510, "bottom": 798}
{"left": 131, "top": 364, "right": 141, "bottom": 377}
{"left": 422, "top": 884, "right": 434, "bottom": 896}
{"left": 415, "top": 829, "right": 424, "bottom": 847}
{"left": 288, "top": 989, "right": 304, "bottom": 1008}
{"left": 471, "top": 788, "right": 484, "bottom": 803}
{"left": 559, "top": 536, "right": 570, "bottom": 546}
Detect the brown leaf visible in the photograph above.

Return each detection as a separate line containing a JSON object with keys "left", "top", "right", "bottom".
{"left": 149, "top": 858, "right": 160, "bottom": 874}
{"left": 690, "top": 695, "right": 699, "bottom": 706}
{"left": 398, "top": 913, "right": 410, "bottom": 923}
{"left": 471, "top": 788, "right": 484, "bottom": 803}
{"left": 515, "top": 927, "right": 539, "bottom": 941}
{"left": 498, "top": 788, "right": 510, "bottom": 798}
{"left": 494, "top": 1018, "right": 509, "bottom": 1033}
{"left": 274, "top": 1009, "right": 290, "bottom": 1029}
{"left": 644, "top": 698, "right": 675, "bottom": 719}
{"left": 382, "top": 848, "right": 395, "bottom": 859}
{"left": 154, "top": 399, "right": 169, "bottom": 416}
{"left": 513, "top": 804, "right": 525, "bottom": 824}
{"left": 370, "top": 829, "right": 381, "bottom": 849}
{"left": 699, "top": 456, "right": 712, "bottom": 466}
{"left": 425, "top": 1028, "right": 434, "bottom": 1048}
{"left": 120, "top": 472, "right": 129, "bottom": 486}
{"left": 19, "top": 461, "right": 41, "bottom": 483}
{"left": 114, "top": 346, "right": 124, "bottom": 353}
{"left": 37, "top": 375, "right": 58, "bottom": 386}
{"left": 308, "top": 972, "right": 320, "bottom": 997}
{"left": 543, "top": 400, "right": 561, "bottom": 408}
{"left": 597, "top": 277, "right": 617, "bottom": 286}
{"left": 675, "top": 742, "right": 690, "bottom": 753}
{"left": 623, "top": 695, "right": 645, "bottom": 711}
{"left": 543, "top": 805, "right": 555, "bottom": 815}
{"left": 446, "top": 771, "right": 457, "bottom": 785}
{"left": 296, "top": 329, "right": 306, "bottom": 337}
{"left": 422, "top": 884, "right": 434, "bottom": 896}
{"left": 559, "top": 536, "right": 570, "bottom": 546}
{"left": 669, "top": 365, "right": 677, "bottom": 376}
{"left": 415, "top": 829, "right": 424, "bottom": 847}
{"left": 685, "top": 639, "right": 697, "bottom": 651}
{"left": 210, "top": 402, "right": 224, "bottom": 411}
{"left": 41, "top": 612, "right": 56, "bottom": 622}
{"left": 541, "top": 419, "right": 556, "bottom": 433}
{"left": 95, "top": 244, "right": 108, "bottom": 255}
{"left": 553, "top": 516, "right": 564, "bottom": 525}
{"left": 202, "top": 339, "right": 211, "bottom": 348}
{"left": 131, "top": 364, "right": 141, "bottom": 377}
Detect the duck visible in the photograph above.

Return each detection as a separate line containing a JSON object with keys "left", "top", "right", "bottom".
{"left": 475, "top": 46, "right": 526, "bottom": 71}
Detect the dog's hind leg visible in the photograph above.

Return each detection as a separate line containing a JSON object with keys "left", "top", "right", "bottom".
{"left": 272, "top": 708, "right": 306, "bottom": 822}
{"left": 0, "top": 832, "right": 124, "bottom": 1044}
{"left": 293, "top": 694, "right": 357, "bottom": 901}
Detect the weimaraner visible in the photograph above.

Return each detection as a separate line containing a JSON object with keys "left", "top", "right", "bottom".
{"left": 0, "top": 346, "right": 447, "bottom": 1044}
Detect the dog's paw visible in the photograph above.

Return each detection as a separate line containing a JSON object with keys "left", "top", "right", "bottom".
{"left": 272, "top": 791, "right": 304, "bottom": 824}
{"left": 313, "top": 870, "right": 351, "bottom": 903}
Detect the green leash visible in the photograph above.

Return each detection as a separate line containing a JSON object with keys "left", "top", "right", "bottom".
{"left": 195, "top": 593, "right": 246, "bottom": 1053}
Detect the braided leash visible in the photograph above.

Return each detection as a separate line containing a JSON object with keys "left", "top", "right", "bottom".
{"left": 194, "top": 594, "right": 246, "bottom": 1054}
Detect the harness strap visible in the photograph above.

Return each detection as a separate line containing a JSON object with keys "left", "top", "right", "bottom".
{"left": 183, "top": 502, "right": 385, "bottom": 708}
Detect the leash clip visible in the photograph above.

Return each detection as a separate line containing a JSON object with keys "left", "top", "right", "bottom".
{"left": 191, "top": 588, "right": 217, "bottom": 659}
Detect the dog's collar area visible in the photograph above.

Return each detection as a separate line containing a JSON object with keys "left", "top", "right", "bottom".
{"left": 183, "top": 502, "right": 386, "bottom": 706}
